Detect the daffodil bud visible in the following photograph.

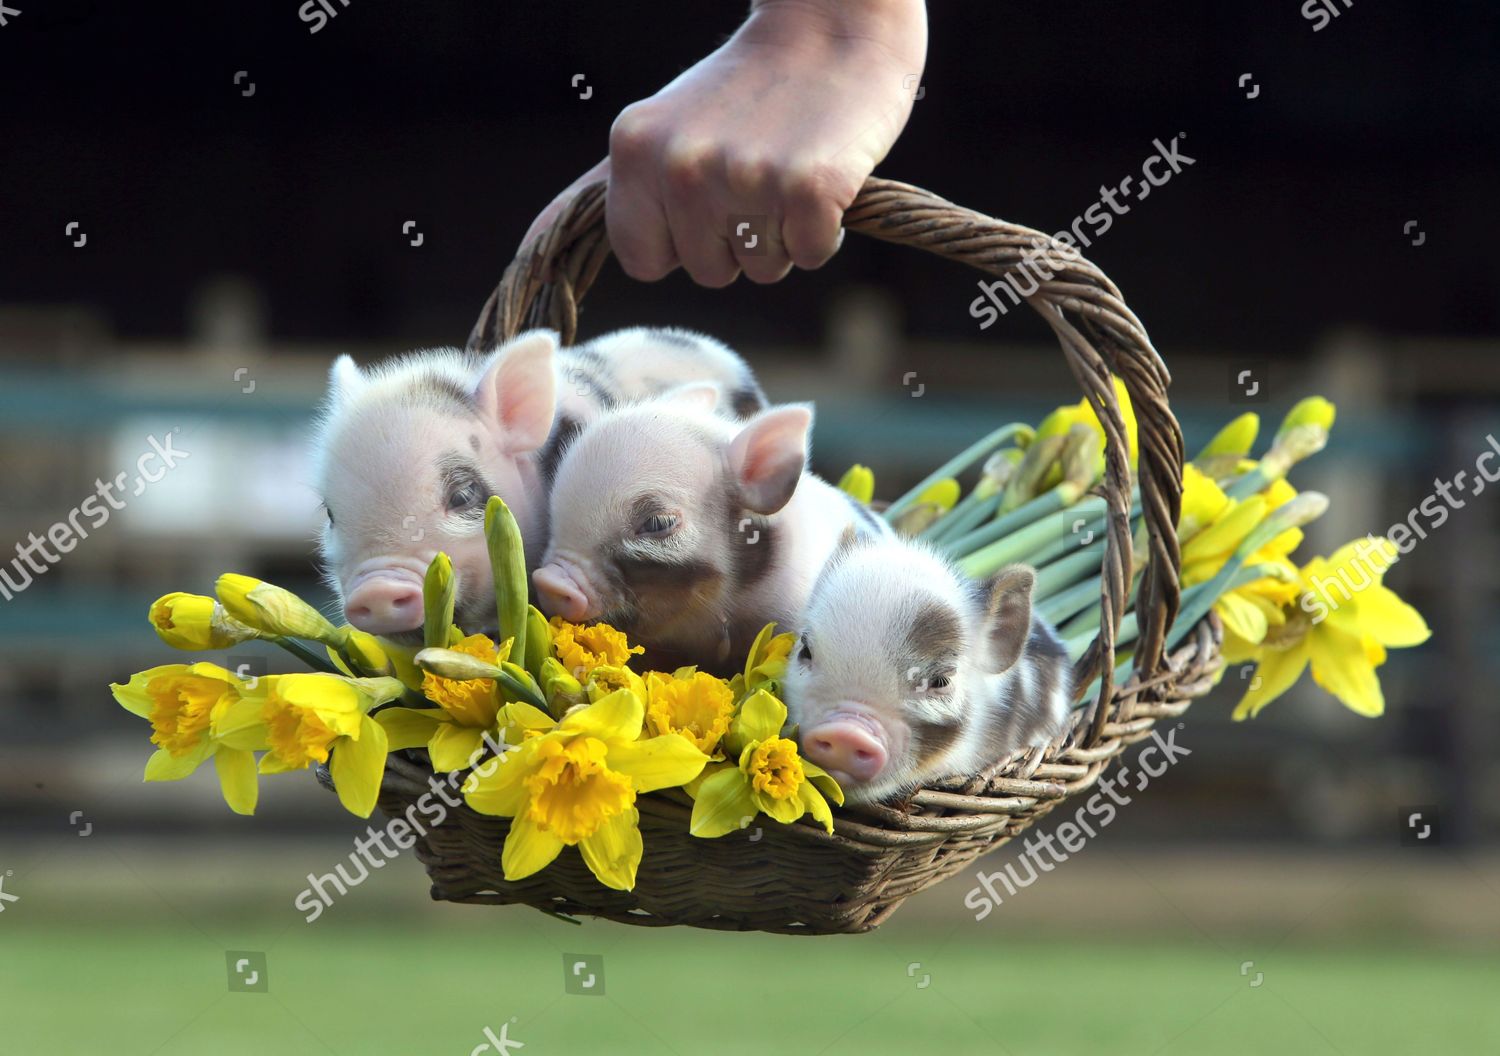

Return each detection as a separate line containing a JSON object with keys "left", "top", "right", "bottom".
{"left": 217, "top": 574, "right": 341, "bottom": 643}
{"left": 587, "top": 664, "right": 646, "bottom": 704}
{"left": 149, "top": 592, "right": 259, "bottom": 650}
{"left": 414, "top": 647, "right": 506, "bottom": 682}
{"left": 1197, "top": 412, "right": 1260, "bottom": 460}
{"left": 1001, "top": 433, "right": 1066, "bottom": 512}
{"left": 1273, "top": 397, "right": 1336, "bottom": 447}
{"left": 523, "top": 605, "right": 551, "bottom": 679}
{"left": 539, "top": 657, "right": 585, "bottom": 717}
{"left": 422, "top": 552, "right": 456, "bottom": 650}
{"left": 892, "top": 478, "right": 960, "bottom": 535}
{"left": 836, "top": 464, "right": 875, "bottom": 504}
{"left": 1059, "top": 423, "right": 1104, "bottom": 499}
{"left": 340, "top": 628, "right": 391, "bottom": 677}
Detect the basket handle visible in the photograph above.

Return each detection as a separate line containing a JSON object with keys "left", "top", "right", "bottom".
{"left": 467, "top": 178, "right": 1185, "bottom": 748}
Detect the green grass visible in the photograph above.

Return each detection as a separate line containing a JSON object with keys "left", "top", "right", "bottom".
{"left": 3, "top": 902, "right": 1495, "bottom": 1055}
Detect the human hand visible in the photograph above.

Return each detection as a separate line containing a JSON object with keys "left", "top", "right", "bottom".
{"left": 522, "top": 0, "right": 927, "bottom": 286}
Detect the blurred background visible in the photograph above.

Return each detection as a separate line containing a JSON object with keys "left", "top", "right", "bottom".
{"left": 1, "top": 2, "right": 1497, "bottom": 1053}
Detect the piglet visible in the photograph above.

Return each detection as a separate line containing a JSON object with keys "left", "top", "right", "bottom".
{"left": 315, "top": 327, "right": 765, "bottom": 639}
{"left": 533, "top": 390, "right": 889, "bottom": 671}
{"left": 782, "top": 535, "right": 1074, "bottom": 805}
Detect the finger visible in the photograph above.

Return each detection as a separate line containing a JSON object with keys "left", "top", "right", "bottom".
{"left": 660, "top": 149, "right": 741, "bottom": 288}
{"left": 521, "top": 157, "right": 610, "bottom": 250}
{"left": 781, "top": 167, "right": 855, "bottom": 271}
{"left": 733, "top": 221, "right": 794, "bottom": 285}
{"left": 608, "top": 112, "right": 680, "bottom": 281}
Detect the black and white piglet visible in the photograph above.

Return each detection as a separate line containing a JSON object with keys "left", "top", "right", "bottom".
{"left": 783, "top": 534, "right": 1075, "bottom": 805}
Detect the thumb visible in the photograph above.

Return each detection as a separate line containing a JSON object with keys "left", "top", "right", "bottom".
{"left": 520, "top": 157, "right": 611, "bottom": 250}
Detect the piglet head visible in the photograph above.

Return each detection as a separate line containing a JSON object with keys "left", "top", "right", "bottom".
{"left": 535, "top": 394, "right": 811, "bottom": 659}
{"left": 785, "top": 536, "right": 1037, "bottom": 804}
{"left": 315, "top": 331, "right": 561, "bottom": 640}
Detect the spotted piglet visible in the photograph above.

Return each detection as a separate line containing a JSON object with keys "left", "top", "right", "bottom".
{"left": 314, "top": 327, "right": 764, "bottom": 639}
{"left": 782, "top": 535, "right": 1074, "bottom": 805}
{"left": 533, "top": 390, "right": 889, "bottom": 671}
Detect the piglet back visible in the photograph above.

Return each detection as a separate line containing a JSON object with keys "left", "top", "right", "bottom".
{"left": 979, "top": 613, "right": 1075, "bottom": 763}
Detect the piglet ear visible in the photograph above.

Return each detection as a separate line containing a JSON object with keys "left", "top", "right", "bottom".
{"left": 659, "top": 381, "right": 721, "bottom": 414}
{"left": 328, "top": 355, "right": 366, "bottom": 406}
{"left": 475, "top": 329, "right": 558, "bottom": 454}
{"left": 727, "top": 404, "right": 811, "bottom": 515}
{"left": 982, "top": 565, "right": 1035, "bottom": 674}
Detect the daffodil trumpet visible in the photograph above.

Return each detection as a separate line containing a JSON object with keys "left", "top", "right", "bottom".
{"left": 883, "top": 422, "right": 1032, "bottom": 524}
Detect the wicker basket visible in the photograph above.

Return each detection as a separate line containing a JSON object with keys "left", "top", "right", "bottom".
{"left": 344, "top": 178, "right": 1221, "bottom": 934}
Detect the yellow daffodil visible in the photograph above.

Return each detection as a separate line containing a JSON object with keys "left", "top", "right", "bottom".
{"left": 213, "top": 673, "right": 401, "bottom": 817}
{"left": 1231, "top": 538, "right": 1429, "bottom": 719}
{"left": 111, "top": 662, "right": 263, "bottom": 814}
{"left": 548, "top": 616, "right": 644, "bottom": 680}
{"left": 736, "top": 622, "right": 796, "bottom": 699}
{"left": 645, "top": 669, "right": 736, "bottom": 756}
{"left": 1178, "top": 466, "right": 1303, "bottom": 646}
{"left": 148, "top": 593, "right": 259, "bottom": 651}
{"left": 463, "top": 689, "right": 710, "bottom": 890}
{"left": 375, "top": 633, "right": 515, "bottom": 772}
{"left": 689, "top": 690, "right": 843, "bottom": 837}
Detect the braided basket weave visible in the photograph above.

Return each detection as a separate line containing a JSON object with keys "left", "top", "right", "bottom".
{"left": 363, "top": 178, "right": 1221, "bottom": 934}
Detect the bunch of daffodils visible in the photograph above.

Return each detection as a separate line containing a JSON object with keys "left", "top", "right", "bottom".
{"left": 112, "top": 497, "right": 842, "bottom": 893}
{"left": 872, "top": 392, "right": 1428, "bottom": 721}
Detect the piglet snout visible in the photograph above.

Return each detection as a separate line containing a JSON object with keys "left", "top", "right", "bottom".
{"left": 803, "top": 720, "right": 888, "bottom": 784}
{"left": 344, "top": 569, "right": 425, "bottom": 635}
{"left": 533, "top": 562, "right": 596, "bottom": 622}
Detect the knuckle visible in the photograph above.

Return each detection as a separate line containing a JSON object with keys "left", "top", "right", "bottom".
{"left": 608, "top": 106, "right": 660, "bottom": 164}
{"left": 723, "top": 152, "right": 775, "bottom": 200}
{"left": 660, "top": 141, "right": 716, "bottom": 197}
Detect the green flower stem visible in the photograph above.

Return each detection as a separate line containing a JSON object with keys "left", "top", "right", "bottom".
{"left": 883, "top": 424, "right": 1030, "bottom": 524}
{"left": 271, "top": 636, "right": 341, "bottom": 674}
{"left": 1033, "top": 548, "right": 1111, "bottom": 604}
{"left": 921, "top": 490, "right": 1002, "bottom": 545}
{"left": 946, "top": 488, "right": 1086, "bottom": 564}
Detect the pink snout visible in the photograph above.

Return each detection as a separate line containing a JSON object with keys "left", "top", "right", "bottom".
{"left": 533, "top": 562, "right": 597, "bottom": 623}
{"left": 802, "top": 720, "right": 889, "bottom": 784}
{"left": 344, "top": 570, "right": 424, "bottom": 635}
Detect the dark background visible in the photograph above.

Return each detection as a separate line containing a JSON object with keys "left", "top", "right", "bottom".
{"left": 4, "top": 1, "right": 1497, "bottom": 349}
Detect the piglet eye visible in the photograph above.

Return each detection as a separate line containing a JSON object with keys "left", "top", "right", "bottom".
{"left": 929, "top": 674, "right": 952, "bottom": 690}
{"left": 797, "top": 638, "right": 813, "bottom": 664}
{"left": 324, "top": 506, "right": 335, "bottom": 527}
{"left": 448, "top": 482, "right": 484, "bottom": 512}
{"left": 637, "top": 512, "right": 679, "bottom": 537}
